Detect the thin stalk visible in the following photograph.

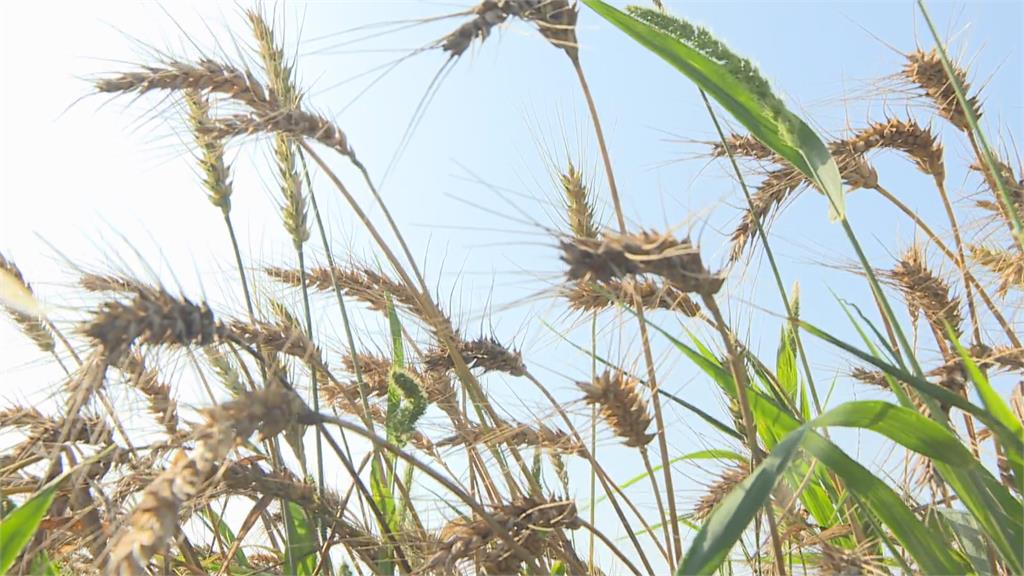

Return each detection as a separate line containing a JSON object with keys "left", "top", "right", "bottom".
{"left": 296, "top": 247, "right": 328, "bottom": 552}
{"left": 917, "top": 0, "right": 1024, "bottom": 249}
{"left": 588, "top": 312, "right": 597, "bottom": 574}
{"left": 697, "top": 90, "right": 824, "bottom": 417}
{"left": 571, "top": 57, "right": 626, "bottom": 232}
{"left": 571, "top": 52, "right": 681, "bottom": 560}
{"left": 701, "top": 294, "right": 787, "bottom": 576}
{"left": 523, "top": 371, "right": 663, "bottom": 571}
{"left": 300, "top": 142, "right": 527, "bottom": 496}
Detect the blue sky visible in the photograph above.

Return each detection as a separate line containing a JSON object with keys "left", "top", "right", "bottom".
{"left": 1, "top": 1, "right": 1021, "bottom": 571}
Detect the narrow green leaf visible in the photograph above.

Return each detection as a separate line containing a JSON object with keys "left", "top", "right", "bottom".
{"left": 200, "top": 507, "right": 250, "bottom": 570}
{"left": 0, "top": 480, "right": 62, "bottom": 573}
{"left": 283, "top": 503, "right": 318, "bottom": 576}
{"left": 582, "top": 0, "right": 843, "bottom": 218}
{"left": 677, "top": 424, "right": 810, "bottom": 575}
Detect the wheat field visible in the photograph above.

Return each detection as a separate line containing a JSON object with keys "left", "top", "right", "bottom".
{"left": 1, "top": 1, "right": 1022, "bottom": 575}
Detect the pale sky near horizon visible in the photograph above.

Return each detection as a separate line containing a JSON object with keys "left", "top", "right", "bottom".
{"left": 2, "top": 1, "right": 1022, "bottom": 570}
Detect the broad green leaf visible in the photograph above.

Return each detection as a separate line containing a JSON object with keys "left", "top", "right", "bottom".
{"left": 810, "top": 400, "right": 974, "bottom": 466}
{"left": 936, "top": 508, "right": 991, "bottom": 575}
{"left": 801, "top": 318, "right": 1024, "bottom": 455}
{"left": 582, "top": 0, "right": 844, "bottom": 218}
{"left": 753, "top": 397, "right": 967, "bottom": 574}
{"left": 283, "top": 502, "right": 317, "bottom": 576}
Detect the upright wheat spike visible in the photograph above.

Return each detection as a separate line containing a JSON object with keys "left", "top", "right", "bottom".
{"left": 577, "top": 370, "right": 655, "bottom": 448}
{"left": 184, "top": 90, "right": 233, "bottom": 215}
{"left": 106, "top": 384, "right": 313, "bottom": 576}
{"left": 693, "top": 461, "right": 750, "bottom": 521}
{"left": 560, "top": 160, "right": 599, "bottom": 240}
{"left": 0, "top": 253, "right": 55, "bottom": 353}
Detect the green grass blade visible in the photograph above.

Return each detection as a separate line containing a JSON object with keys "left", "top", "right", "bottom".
{"left": 0, "top": 447, "right": 114, "bottom": 574}
{"left": 751, "top": 396, "right": 968, "bottom": 574}
{"left": 677, "top": 423, "right": 810, "bottom": 575}
{"left": 582, "top": 0, "right": 843, "bottom": 218}
{"left": 199, "top": 507, "right": 250, "bottom": 570}
{"left": 0, "top": 479, "right": 63, "bottom": 573}
{"left": 283, "top": 502, "right": 318, "bottom": 576}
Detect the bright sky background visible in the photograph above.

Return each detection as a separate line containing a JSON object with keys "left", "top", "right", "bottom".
{"left": 2, "top": 1, "right": 1022, "bottom": 571}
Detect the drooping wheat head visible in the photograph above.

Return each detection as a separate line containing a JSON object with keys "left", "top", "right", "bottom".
{"left": 903, "top": 48, "right": 982, "bottom": 133}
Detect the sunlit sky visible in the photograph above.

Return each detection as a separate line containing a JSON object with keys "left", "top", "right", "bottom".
{"left": 2, "top": 1, "right": 1021, "bottom": 569}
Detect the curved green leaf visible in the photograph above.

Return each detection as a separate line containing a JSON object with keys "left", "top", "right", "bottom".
{"left": 582, "top": 0, "right": 844, "bottom": 218}
{"left": 0, "top": 481, "right": 62, "bottom": 573}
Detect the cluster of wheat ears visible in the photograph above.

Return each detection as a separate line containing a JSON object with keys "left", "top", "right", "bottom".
{"left": 1, "top": 1, "right": 1022, "bottom": 575}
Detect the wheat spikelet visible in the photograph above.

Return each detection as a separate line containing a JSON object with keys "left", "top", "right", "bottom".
{"left": 0, "top": 253, "right": 55, "bottom": 353}
{"left": 889, "top": 246, "right": 963, "bottom": 337}
{"left": 561, "top": 230, "right": 724, "bottom": 296}
{"left": 247, "top": 9, "right": 298, "bottom": 107}
{"left": 106, "top": 384, "right": 311, "bottom": 575}
{"left": 423, "top": 336, "right": 526, "bottom": 377}
{"left": 692, "top": 461, "right": 750, "bottom": 521}
{"left": 79, "top": 273, "right": 147, "bottom": 294}
{"left": 709, "top": 133, "right": 776, "bottom": 161}
{"left": 226, "top": 318, "right": 332, "bottom": 378}
{"left": 266, "top": 264, "right": 420, "bottom": 313}
{"left": 442, "top": 0, "right": 578, "bottom": 59}
{"left": 560, "top": 161, "right": 599, "bottom": 240}
{"left": 577, "top": 370, "right": 654, "bottom": 448}
{"left": 421, "top": 496, "right": 581, "bottom": 573}
{"left": 849, "top": 118, "right": 945, "bottom": 180}
{"left": 437, "top": 420, "right": 584, "bottom": 456}
{"left": 200, "top": 109, "right": 353, "bottom": 161}
{"left": 82, "top": 287, "right": 226, "bottom": 361}
{"left": 727, "top": 143, "right": 876, "bottom": 261}
{"left": 969, "top": 244, "right": 1024, "bottom": 297}
{"left": 977, "top": 345, "right": 1024, "bottom": 373}
{"left": 184, "top": 89, "right": 233, "bottom": 215}
{"left": 118, "top": 353, "right": 179, "bottom": 436}
{"left": 96, "top": 59, "right": 271, "bottom": 111}
{"left": 563, "top": 277, "right": 700, "bottom": 316}
{"left": 903, "top": 49, "right": 981, "bottom": 133}
{"left": 850, "top": 367, "right": 888, "bottom": 389}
